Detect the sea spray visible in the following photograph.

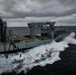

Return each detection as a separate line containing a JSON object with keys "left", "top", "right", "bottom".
{"left": 0, "top": 32, "right": 76, "bottom": 74}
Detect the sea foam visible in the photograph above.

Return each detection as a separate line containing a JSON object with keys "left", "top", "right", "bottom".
{"left": 0, "top": 32, "right": 76, "bottom": 74}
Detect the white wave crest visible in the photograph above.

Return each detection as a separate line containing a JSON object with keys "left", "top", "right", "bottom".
{"left": 0, "top": 32, "right": 76, "bottom": 74}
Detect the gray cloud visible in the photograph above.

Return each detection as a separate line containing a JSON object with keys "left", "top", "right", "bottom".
{"left": 0, "top": 0, "right": 76, "bottom": 25}
{"left": 3, "top": 13, "right": 76, "bottom": 27}
{"left": 58, "top": 0, "right": 76, "bottom": 6}
{"left": 0, "top": 0, "right": 76, "bottom": 18}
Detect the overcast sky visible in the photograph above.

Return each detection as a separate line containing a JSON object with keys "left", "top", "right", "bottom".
{"left": 0, "top": 0, "right": 76, "bottom": 27}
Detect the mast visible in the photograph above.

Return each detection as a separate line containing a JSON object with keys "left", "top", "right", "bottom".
{"left": 28, "top": 23, "right": 35, "bottom": 41}
{"left": 49, "top": 22, "right": 55, "bottom": 39}
{"left": 0, "top": 18, "right": 7, "bottom": 42}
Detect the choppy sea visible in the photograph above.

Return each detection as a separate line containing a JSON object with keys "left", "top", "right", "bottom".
{"left": 0, "top": 26, "right": 76, "bottom": 75}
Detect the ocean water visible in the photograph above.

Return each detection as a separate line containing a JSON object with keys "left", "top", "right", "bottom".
{"left": 0, "top": 26, "right": 76, "bottom": 75}
{"left": 8, "top": 26, "right": 76, "bottom": 37}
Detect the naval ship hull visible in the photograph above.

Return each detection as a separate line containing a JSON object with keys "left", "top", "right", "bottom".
{"left": 0, "top": 39, "right": 53, "bottom": 54}
{"left": 0, "top": 34, "right": 67, "bottom": 54}
{"left": 0, "top": 18, "right": 68, "bottom": 55}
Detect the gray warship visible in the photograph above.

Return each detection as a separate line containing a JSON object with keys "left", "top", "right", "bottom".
{"left": 0, "top": 18, "right": 68, "bottom": 55}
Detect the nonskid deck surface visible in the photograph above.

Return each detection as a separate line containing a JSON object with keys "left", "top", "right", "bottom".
{"left": 18, "top": 35, "right": 49, "bottom": 41}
